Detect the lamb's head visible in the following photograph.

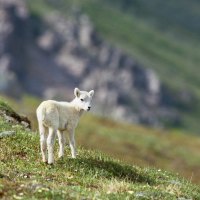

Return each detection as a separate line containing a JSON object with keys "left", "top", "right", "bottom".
{"left": 73, "top": 88, "right": 94, "bottom": 111}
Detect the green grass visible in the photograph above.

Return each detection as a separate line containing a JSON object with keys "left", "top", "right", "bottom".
{"left": 0, "top": 102, "right": 200, "bottom": 199}
{"left": 78, "top": 115, "right": 200, "bottom": 185}
{"left": 2, "top": 96, "right": 200, "bottom": 185}
{"left": 103, "top": 0, "right": 200, "bottom": 38}
{"left": 0, "top": 99, "right": 16, "bottom": 116}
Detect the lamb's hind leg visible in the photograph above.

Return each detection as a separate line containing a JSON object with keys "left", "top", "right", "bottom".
{"left": 39, "top": 123, "right": 48, "bottom": 163}
{"left": 68, "top": 129, "right": 76, "bottom": 158}
{"left": 47, "top": 127, "right": 56, "bottom": 164}
{"left": 57, "top": 130, "right": 66, "bottom": 158}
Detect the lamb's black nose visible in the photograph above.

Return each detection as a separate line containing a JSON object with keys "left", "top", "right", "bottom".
{"left": 87, "top": 107, "right": 91, "bottom": 111}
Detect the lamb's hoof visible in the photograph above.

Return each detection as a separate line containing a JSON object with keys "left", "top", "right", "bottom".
{"left": 42, "top": 160, "right": 48, "bottom": 164}
{"left": 58, "top": 155, "right": 64, "bottom": 159}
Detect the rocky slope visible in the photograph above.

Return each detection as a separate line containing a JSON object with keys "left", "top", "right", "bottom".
{"left": 0, "top": 0, "right": 192, "bottom": 127}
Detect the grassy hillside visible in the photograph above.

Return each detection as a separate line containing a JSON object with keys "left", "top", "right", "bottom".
{"left": 26, "top": 0, "right": 200, "bottom": 133}
{"left": 2, "top": 96, "right": 200, "bottom": 185}
{"left": 0, "top": 101, "right": 200, "bottom": 199}
{"left": 78, "top": 115, "right": 200, "bottom": 184}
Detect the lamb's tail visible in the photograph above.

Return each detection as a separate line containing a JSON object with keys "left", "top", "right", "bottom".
{"left": 36, "top": 106, "right": 47, "bottom": 134}
{"left": 36, "top": 105, "right": 46, "bottom": 123}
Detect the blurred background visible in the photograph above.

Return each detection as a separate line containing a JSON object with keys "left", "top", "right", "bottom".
{"left": 0, "top": 0, "right": 200, "bottom": 184}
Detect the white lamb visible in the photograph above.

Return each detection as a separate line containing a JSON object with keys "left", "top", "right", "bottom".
{"left": 36, "top": 88, "right": 94, "bottom": 164}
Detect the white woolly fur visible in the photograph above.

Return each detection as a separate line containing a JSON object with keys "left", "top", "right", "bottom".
{"left": 36, "top": 88, "right": 94, "bottom": 164}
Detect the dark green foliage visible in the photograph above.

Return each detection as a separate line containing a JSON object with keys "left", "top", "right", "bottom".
{"left": 103, "top": 0, "right": 200, "bottom": 36}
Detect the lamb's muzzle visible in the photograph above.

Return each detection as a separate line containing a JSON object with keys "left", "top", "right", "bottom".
{"left": 87, "top": 106, "right": 91, "bottom": 111}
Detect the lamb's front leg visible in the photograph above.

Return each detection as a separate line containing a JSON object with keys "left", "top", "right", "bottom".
{"left": 57, "top": 130, "right": 66, "bottom": 158}
{"left": 47, "top": 128, "right": 56, "bottom": 164}
{"left": 68, "top": 129, "right": 76, "bottom": 158}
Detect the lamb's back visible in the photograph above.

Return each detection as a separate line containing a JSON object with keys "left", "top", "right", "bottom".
{"left": 37, "top": 100, "right": 60, "bottom": 127}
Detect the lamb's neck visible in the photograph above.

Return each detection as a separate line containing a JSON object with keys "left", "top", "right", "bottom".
{"left": 70, "top": 100, "right": 84, "bottom": 117}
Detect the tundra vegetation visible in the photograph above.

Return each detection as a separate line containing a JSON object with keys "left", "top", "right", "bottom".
{"left": 0, "top": 100, "right": 200, "bottom": 199}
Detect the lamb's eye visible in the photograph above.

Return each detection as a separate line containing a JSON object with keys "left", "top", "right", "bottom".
{"left": 80, "top": 99, "right": 84, "bottom": 102}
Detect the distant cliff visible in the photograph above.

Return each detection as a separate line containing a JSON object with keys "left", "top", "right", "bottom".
{"left": 0, "top": 0, "right": 193, "bottom": 127}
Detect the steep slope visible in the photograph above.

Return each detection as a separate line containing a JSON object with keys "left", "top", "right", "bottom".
{"left": 0, "top": 0, "right": 192, "bottom": 130}
{"left": 0, "top": 101, "right": 200, "bottom": 199}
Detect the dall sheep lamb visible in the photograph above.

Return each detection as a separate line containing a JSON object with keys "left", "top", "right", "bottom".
{"left": 36, "top": 88, "right": 94, "bottom": 164}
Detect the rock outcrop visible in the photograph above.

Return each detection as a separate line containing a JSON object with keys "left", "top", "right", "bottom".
{"left": 0, "top": 0, "right": 191, "bottom": 127}
{"left": 0, "top": 99, "right": 31, "bottom": 129}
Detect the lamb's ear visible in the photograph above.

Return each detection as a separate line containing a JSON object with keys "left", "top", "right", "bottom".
{"left": 74, "top": 88, "right": 81, "bottom": 97}
{"left": 89, "top": 90, "right": 94, "bottom": 97}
